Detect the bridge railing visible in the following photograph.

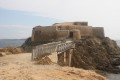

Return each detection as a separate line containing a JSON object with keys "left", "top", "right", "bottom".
{"left": 32, "top": 41, "right": 61, "bottom": 60}
{"left": 32, "top": 41, "right": 75, "bottom": 60}
{"left": 57, "top": 42, "right": 75, "bottom": 52}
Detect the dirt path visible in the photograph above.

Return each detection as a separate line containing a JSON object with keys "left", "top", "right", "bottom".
{"left": 0, "top": 53, "right": 107, "bottom": 80}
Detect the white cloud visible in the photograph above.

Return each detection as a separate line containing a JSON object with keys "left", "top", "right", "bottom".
{"left": 0, "top": 0, "right": 120, "bottom": 39}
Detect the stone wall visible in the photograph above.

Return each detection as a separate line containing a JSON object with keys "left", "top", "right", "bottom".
{"left": 92, "top": 27, "right": 105, "bottom": 38}
{"left": 55, "top": 24, "right": 93, "bottom": 38}
{"left": 56, "top": 25, "right": 76, "bottom": 30}
{"left": 53, "top": 22, "right": 88, "bottom": 26}
{"left": 32, "top": 22, "right": 105, "bottom": 42}
{"left": 69, "top": 30, "right": 81, "bottom": 40}
{"left": 33, "top": 30, "right": 58, "bottom": 42}
{"left": 73, "top": 22, "right": 88, "bottom": 26}
{"left": 56, "top": 30, "right": 69, "bottom": 39}
{"left": 76, "top": 26, "right": 93, "bottom": 38}
{"left": 32, "top": 26, "right": 57, "bottom": 42}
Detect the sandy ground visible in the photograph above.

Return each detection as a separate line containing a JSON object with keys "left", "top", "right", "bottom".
{"left": 0, "top": 53, "right": 107, "bottom": 80}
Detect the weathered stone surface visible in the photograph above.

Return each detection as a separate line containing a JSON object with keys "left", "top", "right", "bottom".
{"left": 71, "top": 37, "right": 120, "bottom": 73}
{"left": 32, "top": 22, "right": 105, "bottom": 42}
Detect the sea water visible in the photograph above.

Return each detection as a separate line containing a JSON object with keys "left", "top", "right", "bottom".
{"left": 106, "top": 41, "right": 120, "bottom": 80}
{"left": 106, "top": 66, "right": 120, "bottom": 80}
{"left": 106, "top": 72, "right": 120, "bottom": 80}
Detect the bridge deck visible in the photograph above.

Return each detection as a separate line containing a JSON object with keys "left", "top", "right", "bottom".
{"left": 32, "top": 41, "right": 75, "bottom": 60}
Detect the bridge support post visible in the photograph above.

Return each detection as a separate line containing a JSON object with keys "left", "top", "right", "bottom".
{"left": 57, "top": 49, "right": 73, "bottom": 66}
{"left": 57, "top": 52, "right": 65, "bottom": 66}
{"left": 65, "top": 49, "right": 73, "bottom": 66}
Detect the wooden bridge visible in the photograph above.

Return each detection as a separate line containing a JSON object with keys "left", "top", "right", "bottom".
{"left": 32, "top": 41, "right": 75, "bottom": 66}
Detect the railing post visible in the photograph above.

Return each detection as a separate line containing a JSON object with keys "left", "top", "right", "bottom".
{"left": 31, "top": 49, "right": 34, "bottom": 61}
{"left": 69, "top": 49, "right": 73, "bottom": 66}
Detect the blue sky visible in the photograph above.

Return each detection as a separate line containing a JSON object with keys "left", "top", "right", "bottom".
{"left": 0, "top": 8, "right": 63, "bottom": 39}
{"left": 0, "top": 0, "right": 120, "bottom": 39}
{"left": 0, "top": 8, "right": 63, "bottom": 26}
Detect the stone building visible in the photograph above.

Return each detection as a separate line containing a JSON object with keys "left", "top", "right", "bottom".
{"left": 32, "top": 22, "right": 105, "bottom": 42}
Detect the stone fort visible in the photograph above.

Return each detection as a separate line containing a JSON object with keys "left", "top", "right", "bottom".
{"left": 32, "top": 22, "right": 105, "bottom": 42}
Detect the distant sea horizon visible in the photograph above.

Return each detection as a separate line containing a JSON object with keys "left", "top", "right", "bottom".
{"left": 0, "top": 39, "right": 26, "bottom": 48}
{"left": 0, "top": 39, "right": 120, "bottom": 48}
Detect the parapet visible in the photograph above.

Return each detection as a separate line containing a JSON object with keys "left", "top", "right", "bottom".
{"left": 73, "top": 22, "right": 88, "bottom": 26}
{"left": 92, "top": 27, "right": 105, "bottom": 38}
{"left": 53, "top": 22, "right": 88, "bottom": 26}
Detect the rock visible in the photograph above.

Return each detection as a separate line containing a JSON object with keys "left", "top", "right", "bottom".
{"left": 111, "top": 58, "right": 120, "bottom": 66}
{"left": 0, "top": 52, "right": 6, "bottom": 57}
{"left": 0, "top": 53, "right": 3, "bottom": 57}
{"left": 71, "top": 37, "right": 120, "bottom": 73}
{"left": 34, "top": 56, "right": 52, "bottom": 65}
{"left": 0, "top": 48, "right": 23, "bottom": 56}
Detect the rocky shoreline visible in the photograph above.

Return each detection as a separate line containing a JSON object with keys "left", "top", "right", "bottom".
{"left": 71, "top": 37, "right": 120, "bottom": 74}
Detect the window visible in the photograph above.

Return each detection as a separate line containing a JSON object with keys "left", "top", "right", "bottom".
{"left": 58, "top": 26, "right": 61, "bottom": 30}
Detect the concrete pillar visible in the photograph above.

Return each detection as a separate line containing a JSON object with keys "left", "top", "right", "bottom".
{"left": 57, "top": 49, "right": 73, "bottom": 66}
{"left": 65, "top": 50, "right": 70, "bottom": 66}
{"left": 64, "top": 52, "right": 67, "bottom": 64}
{"left": 69, "top": 49, "right": 73, "bottom": 66}
{"left": 65, "top": 49, "right": 73, "bottom": 66}
{"left": 57, "top": 52, "right": 65, "bottom": 66}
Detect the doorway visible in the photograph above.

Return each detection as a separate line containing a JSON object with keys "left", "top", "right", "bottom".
{"left": 69, "top": 32, "right": 73, "bottom": 38}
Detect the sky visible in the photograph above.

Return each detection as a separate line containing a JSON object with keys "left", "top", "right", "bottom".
{"left": 0, "top": 0, "right": 120, "bottom": 39}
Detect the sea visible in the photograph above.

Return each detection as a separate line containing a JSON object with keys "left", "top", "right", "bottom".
{"left": 0, "top": 39, "right": 25, "bottom": 48}
{"left": 106, "top": 73, "right": 120, "bottom": 80}
{"left": 106, "top": 40, "right": 120, "bottom": 80}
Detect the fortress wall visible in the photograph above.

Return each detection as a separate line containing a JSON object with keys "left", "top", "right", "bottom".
{"left": 33, "top": 26, "right": 56, "bottom": 31}
{"left": 33, "top": 30, "right": 58, "bottom": 42}
{"left": 53, "top": 22, "right": 74, "bottom": 26}
{"left": 39, "top": 26, "right": 56, "bottom": 31}
{"left": 76, "top": 26, "right": 93, "bottom": 37}
{"left": 92, "top": 27, "right": 105, "bottom": 38}
{"left": 33, "top": 30, "right": 69, "bottom": 42}
{"left": 57, "top": 30, "right": 69, "bottom": 39}
{"left": 69, "top": 30, "right": 81, "bottom": 40}
{"left": 53, "top": 22, "right": 88, "bottom": 26}
{"left": 33, "top": 26, "right": 41, "bottom": 31}
{"left": 73, "top": 22, "right": 88, "bottom": 26}
{"left": 32, "top": 23, "right": 105, "bottom": 42}
{"left": 56, "top": 25, "right": 76, "bottom": 30}
{"left": 32, "top": 29, "right": 35, "bottom": 41}
{"left": 32, "top": 26, "right": 57, "bottom": 42}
